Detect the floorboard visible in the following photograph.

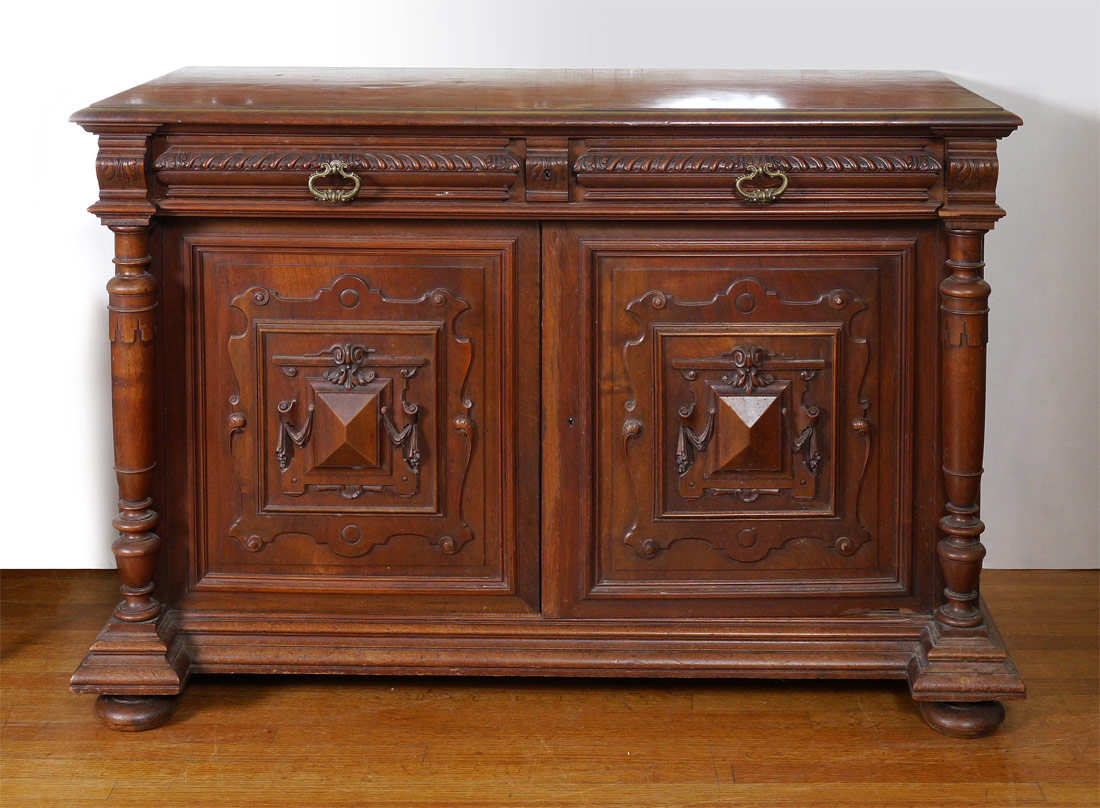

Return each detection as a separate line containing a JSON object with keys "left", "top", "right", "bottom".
{"left": 2, "top": 569, "right": 1097, "bottom": 808}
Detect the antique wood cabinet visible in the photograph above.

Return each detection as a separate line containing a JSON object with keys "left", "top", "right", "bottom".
{"left": 71, "top": 69, "right": 1024, "bottom": 737}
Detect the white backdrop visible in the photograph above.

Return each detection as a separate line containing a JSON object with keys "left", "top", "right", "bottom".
{"left": 1, "top": 0, "right": 1096, "bottom": 568}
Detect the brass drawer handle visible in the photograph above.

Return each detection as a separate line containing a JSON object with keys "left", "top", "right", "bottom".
{"left": 735, "top": 162, "right": 788, "bottom": 203}
{"left": 308, "top": 160, "right": 361, "bottom": 203}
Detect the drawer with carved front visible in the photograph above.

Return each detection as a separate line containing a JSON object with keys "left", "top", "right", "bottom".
{"left": 573, "top": 138, "right": 943, "bottom": 211}
{"left": 153, "top": 136, "right": 524, "bottom": 212}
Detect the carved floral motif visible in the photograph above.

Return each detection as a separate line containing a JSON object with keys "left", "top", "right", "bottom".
{"left": 96, "top": 155, "right": 145, "bottom": 188}
{"left": 947, "top": 157, "right": 998, "bottom": 191}
{"left": 722, "top": 345, "right": 773, "bottom": 392}
{"left": 323, "top": 343, "right": 376, "bottom": 389}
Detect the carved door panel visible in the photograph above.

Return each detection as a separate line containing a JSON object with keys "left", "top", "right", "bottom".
{"left": 165, "top": 222, "right": 538, "bottom": 613}
{"left": 545, "top": 222, "right": 937, "bottom": 618}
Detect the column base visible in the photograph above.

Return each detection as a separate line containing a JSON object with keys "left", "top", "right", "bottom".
{"left": 907, "top": 599, "right": 1025, "bottom": 707}
{"left": 71, "top": 612, "right": 190, "bottom": 696}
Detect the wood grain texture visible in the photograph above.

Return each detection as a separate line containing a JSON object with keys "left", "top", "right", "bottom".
{"left": 4, "top": 569, "right": 1095, "bottom": 807}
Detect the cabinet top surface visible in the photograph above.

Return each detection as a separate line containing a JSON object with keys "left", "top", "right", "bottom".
{"left": 73, "top": 67, "right": 1019, "bottom": 132}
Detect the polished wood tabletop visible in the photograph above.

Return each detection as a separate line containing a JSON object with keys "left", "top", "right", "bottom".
{"left": 72, "top": 68, "right": 1021, "bottom": 131}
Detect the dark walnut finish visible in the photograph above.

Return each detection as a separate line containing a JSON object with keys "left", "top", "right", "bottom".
{"left": 71, "top": 69, "right": 1024, "bottom": 735}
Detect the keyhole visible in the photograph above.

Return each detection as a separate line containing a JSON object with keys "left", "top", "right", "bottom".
{"left": 567, "top": 416, "right": 574, "bottom": 426}
{"left": 543, "top": 169, "right": 552, "bottom": 180}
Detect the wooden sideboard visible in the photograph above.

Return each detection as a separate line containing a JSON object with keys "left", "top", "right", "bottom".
{"left": 71, "top": 69, "right": 1024, "bottom": 737}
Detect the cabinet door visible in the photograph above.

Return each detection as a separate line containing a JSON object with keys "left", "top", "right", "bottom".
{"left": 544, "top": 222, "right": 939, "bottom": 618}
{"left": 162, "top": 221, "right": 538, "bottom": 614}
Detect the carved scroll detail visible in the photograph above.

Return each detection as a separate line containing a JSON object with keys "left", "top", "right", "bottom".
{"left": 722, "top": 345, "right": 773, "bottom": 392}
{"left": 227, "top": 411, "right": 246, "bottom": 441}
{"left": 324, "top": 344, "right": 376, "bottom": 389}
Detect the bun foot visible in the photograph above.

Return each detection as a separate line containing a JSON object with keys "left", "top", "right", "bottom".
{"left": 919, "top": 700, "right": 1005, "bottom": 738}
{"left": 94, "top": 695, "right": 176, "bottom": 731}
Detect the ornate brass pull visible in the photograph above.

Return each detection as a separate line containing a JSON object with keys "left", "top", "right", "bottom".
{"left": 735, "top": 162, "right": 789, "bottom": 203}
{"left": 307, "top": 160, "right": 361, "bottom": 203}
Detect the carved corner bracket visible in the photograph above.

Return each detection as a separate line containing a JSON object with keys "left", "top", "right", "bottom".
{"left": 89, "top": 130, "right": 157, "bottom": 227}
{"left": 941, "top": 138, "right": 1003, "bottom": 228}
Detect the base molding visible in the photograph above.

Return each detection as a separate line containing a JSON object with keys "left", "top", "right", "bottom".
{"left": 73, "top": 604, "right": 1025, "bottom": 736}
{"left": 70, "top": 614, "right": 191, "bottom": 696}
{"left": 906, "top": 599, "right": 1026, "bottom": 703}
{"left": 171, "top": 611, "right": 931, "bottom": 677}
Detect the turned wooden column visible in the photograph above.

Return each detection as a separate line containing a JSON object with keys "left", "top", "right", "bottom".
{"left": 937, "top": 227, "right": 990, "bottom": 628}
{"left": 107, "top": 225, "right": 161, "bottom": 622}
{"left": 909, "top": 138, "right": 1025, "bottom": 738}
{"left": 71, "top": 130, "right": 186, "bottom": 732}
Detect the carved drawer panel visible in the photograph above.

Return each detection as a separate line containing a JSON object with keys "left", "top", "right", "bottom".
{"left": 573, "top": 138, "right": 943, "bottom": 210}
{"left": 547, "top": 223, "right": 928, "bottom": 618}
{"left": 175, "top": 223, "right": 538, "bottom": 610}
{"left": 155, "top": 135, "right": 523, "bottom": 211}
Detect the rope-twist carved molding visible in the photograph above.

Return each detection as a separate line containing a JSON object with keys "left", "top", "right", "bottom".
{"left": 575, "top": 151, "right": 942, "bottom": 174}
{"left": 155, "top": 150, "right": 521, "bottom": 173}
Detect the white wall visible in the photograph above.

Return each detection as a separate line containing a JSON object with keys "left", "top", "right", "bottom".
{"left": 1, "top": 0, "right": 1095, "bottom": 568}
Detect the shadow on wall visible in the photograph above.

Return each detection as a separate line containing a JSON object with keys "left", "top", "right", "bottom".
{"left": 948, "top": 76, "right": 1100, "bottom": 569}
{"left": 93, "top": 294, "right": 117, "bottom": 569}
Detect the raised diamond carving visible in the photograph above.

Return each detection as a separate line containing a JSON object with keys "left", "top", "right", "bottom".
{"left": 310, "top": 389, "right": 381, "bottom": 470}
{"left": 716, "top": 394, "right": 782, "bottom": 471}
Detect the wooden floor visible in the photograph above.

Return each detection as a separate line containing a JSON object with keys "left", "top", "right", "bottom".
{"left": 1, "top": 570, "right": 1096, "bottom": 808}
